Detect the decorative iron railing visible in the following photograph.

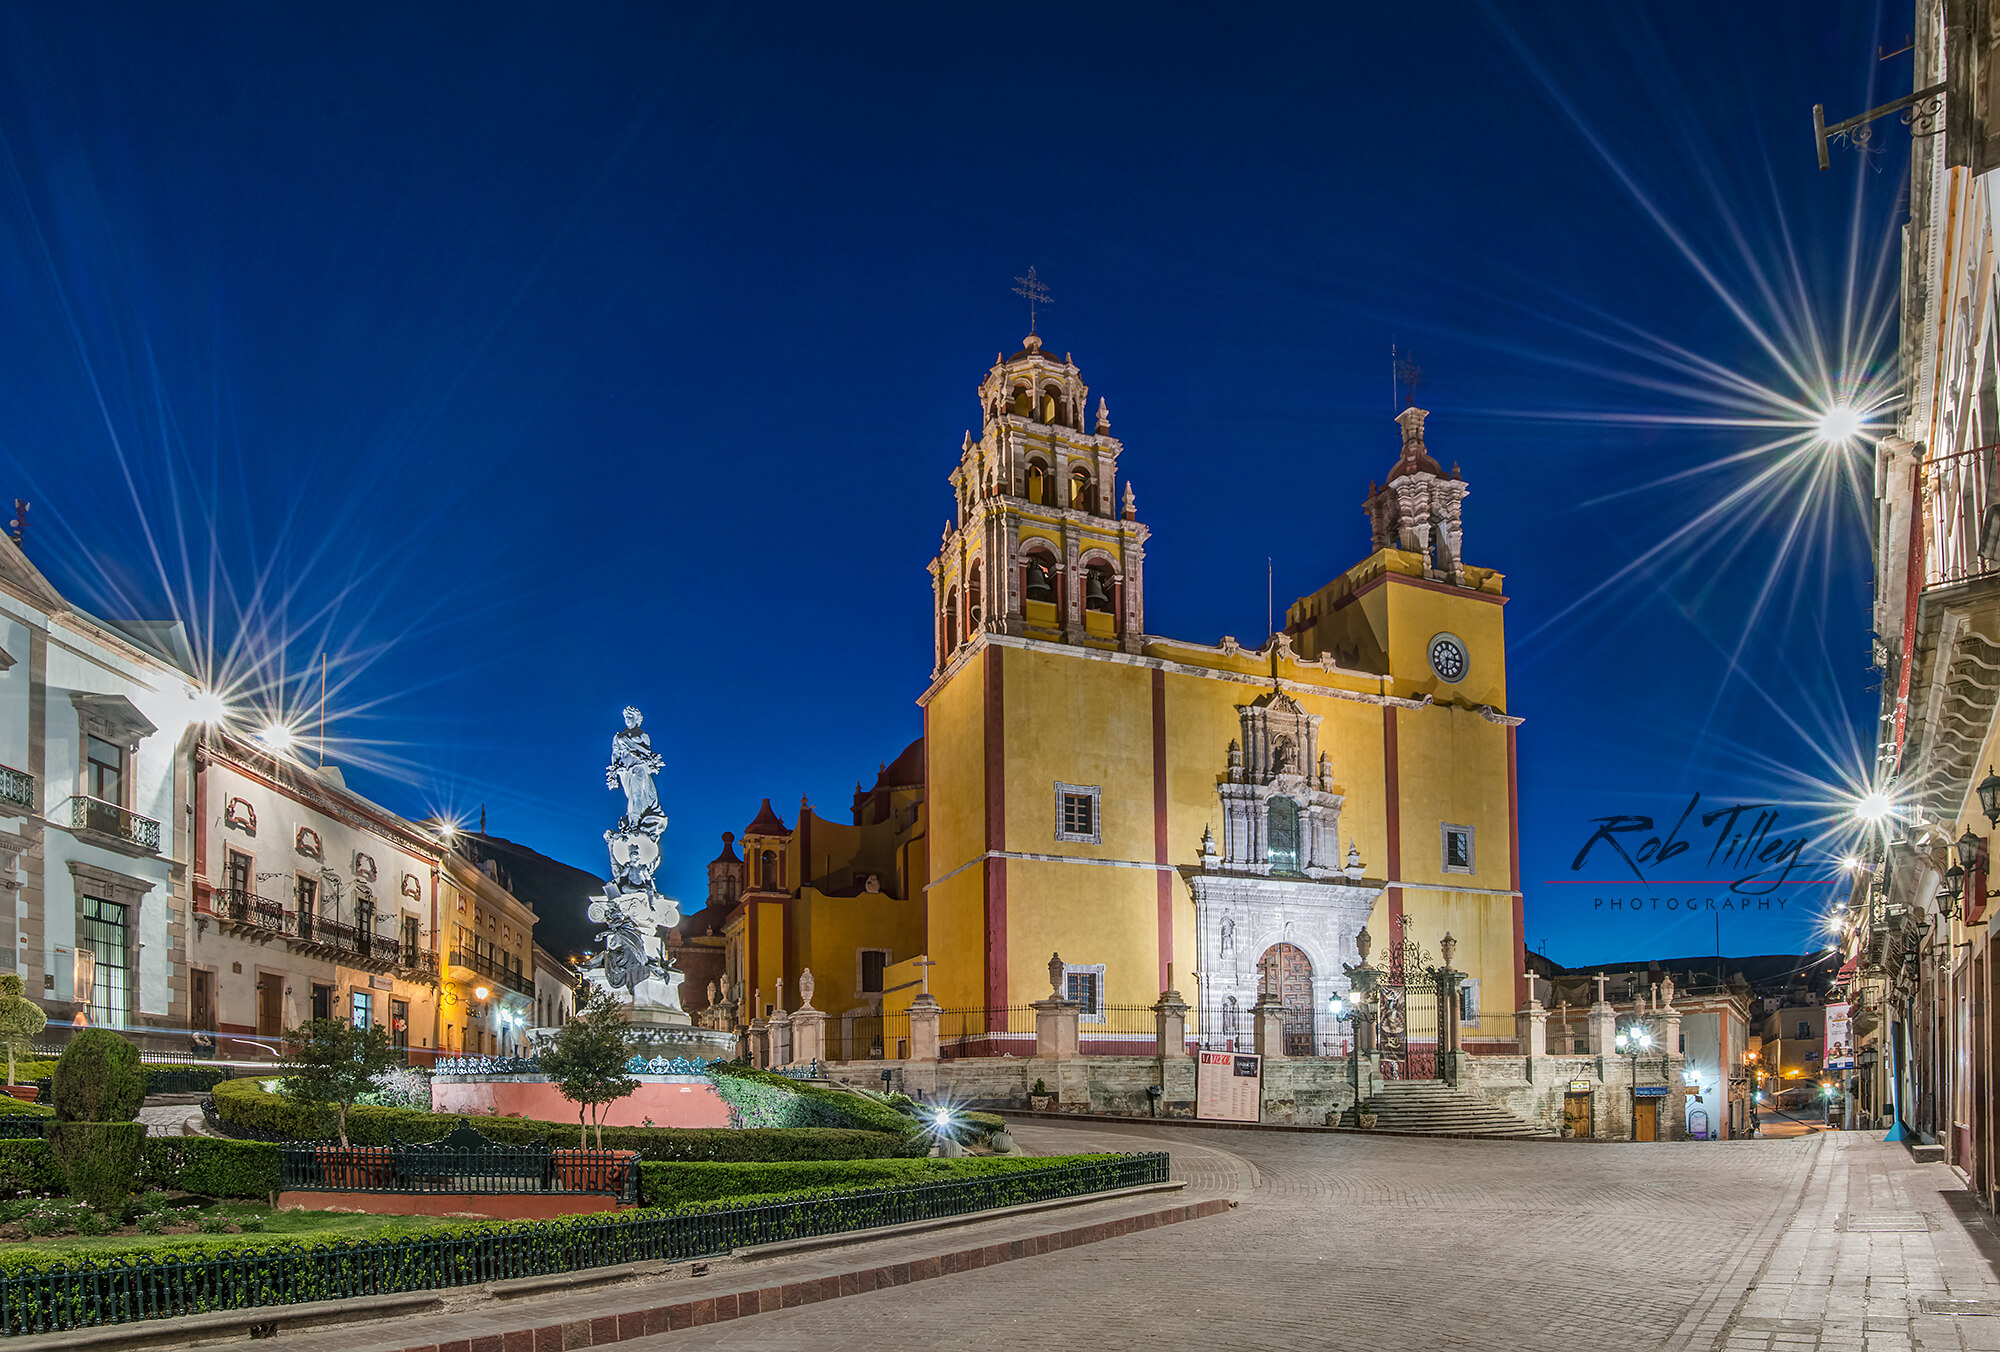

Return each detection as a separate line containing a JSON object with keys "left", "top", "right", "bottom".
{"left": 937, "top": 1005, "right": 1035, "bottom": 1058}
{"left": 0, "top": 765, "right": 32, "bottom": 813}
{"left": 826, "top": 1013, "right": 910, "bottom": 1062}
{"left": 431, "top": 1053, "right": 720, "bottom": 1077}
{"left": 400, "top": 946, "right": 440, "bottom": 978}
{"left": 214, "top": 888, "right": 288, "bottom": 934}
{"left": 0, "top": 1117, "right": 46, "bottom": 1140}
{"left": 448, "top": 948, "right": 534, "bottom": 997}
{"left": 771, "top": 1059, "right": 822, "bottom": 1080}
{"left": 280, "top": 1121, "right": 640, "bottom": 1205}
{"left": 0, "top": 1152, "right": 1169, "bottom": 1335}
{"left": 1924, "top": 442, "right": 2000, "bottom": 589}
{"left": 60, "top": 795, "right": 160, "bottom": 852}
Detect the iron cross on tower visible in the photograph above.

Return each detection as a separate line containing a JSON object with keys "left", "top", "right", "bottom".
{"left": 1013, "top": 266, "right": 1052, "bottom": 334}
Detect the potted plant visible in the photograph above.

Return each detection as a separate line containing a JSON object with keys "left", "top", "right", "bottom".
{"left": 283, "top": 1016, "right": 399, "bottom": 1187}
{"left": 1028, "top": 1078, "right": 1053, "bottom": 1111}
{"left": 1358, "top": 1099, "right": 1379, "bottom": 1130}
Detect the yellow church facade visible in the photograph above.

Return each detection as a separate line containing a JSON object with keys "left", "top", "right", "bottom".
{"left": 920, "top": 338, "right": 1525, "bottom": 1054}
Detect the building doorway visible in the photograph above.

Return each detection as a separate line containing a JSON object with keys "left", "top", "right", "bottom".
{"left": 255, "top": 974, "right": 282, "bottom": 1039}
{"left": 191, "top": 969, "right": 216, "bottom": 1032}
{"left": 1562, "top": 1092, "right": 1591, "bottom": 1138}
{"left": 1256, "top": 942, "right": 1316, "bottom": 1056}
{"left": 1634, "top": 1096, "right": 1659, "bottom": 1142}
{"left": 392, "top": 999, "right": 410, "bottom": 1050}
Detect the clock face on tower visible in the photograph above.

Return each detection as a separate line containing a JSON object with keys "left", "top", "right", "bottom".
{"left": 1427, "top": 633, "right": 1468, "bottom": 684}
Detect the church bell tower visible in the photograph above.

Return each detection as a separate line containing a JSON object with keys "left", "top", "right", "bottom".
{"left": 928, "top": 335, "right": 1150, "bottom": 672}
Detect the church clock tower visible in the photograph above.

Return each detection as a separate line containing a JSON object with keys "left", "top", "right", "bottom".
{"left": 928, "top": 335, "right": 1149, "bottom": 673}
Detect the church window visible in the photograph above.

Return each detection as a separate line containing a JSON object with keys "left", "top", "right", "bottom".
{"left": 943, "top": 590, "right": 959, "bottom": 654}
{"left": 1069, "top": 467, "right": 1094, "bottom": 512}
{"left": 1011, "top": 383, "right": 1033, "bottom": 417}
{"left": 760, "top": 850, "right": 778, "bottom": 889}
{"left": 1441, "top": 823, "right": 1474, "bottom": 874}
{"left": 1062, "top": 961, "right": 1106, "bottom": 1022}
{"left": 967, "top": 564, "right": 983, "bottom": 630}
{"left": 1055, "top": 782, "right": 1102, "bottom": 844}
{"left": 1025, "top": 552, "right": 1056, "bottom": 603}
{"left": 1266, "top": 797, "right": 1301, "bottom": 874}
{"left": 858, "top": 949, "right": 888, "bottom": 994}
{"left": 1041, "top": 385, "right": 1064, "bottom": 424}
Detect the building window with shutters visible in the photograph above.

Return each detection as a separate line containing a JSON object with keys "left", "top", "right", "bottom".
{"left": 79, "top": 896, "right": 128, "bottom": 1028}
{"left": 1054, "top": 782, "right": 1102, "bottom": 844}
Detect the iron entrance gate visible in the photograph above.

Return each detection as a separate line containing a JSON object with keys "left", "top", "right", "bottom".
{"left": 1377, "top": 929, "right": 1441, "bottom": 1081}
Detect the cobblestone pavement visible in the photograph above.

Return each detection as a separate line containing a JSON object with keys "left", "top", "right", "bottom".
{"left": 599, "top": 1123, "right": 2000, "bottom": 1352}
{"left": 135, "top": 1103, "right": 197, "bottom": 1136}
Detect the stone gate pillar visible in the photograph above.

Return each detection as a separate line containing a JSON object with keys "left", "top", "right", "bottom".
{"left": 1032, "top": 997, "right": 1081, "bottom": 1059}
{"left": 1516, "top": 982, "right": 1549, "bottom": 1060}
{"left": 1253, "top": 995, "right": 1287, "bottom": 1060}
{"left": 790, "top": 1008, "right": 825, "bottom": 1069}
{"left": 907, "top": 993, "right": 941, "bottom": 1062}
{"left": 1152, "top": 986, "right": 1189, "bottom": 1058}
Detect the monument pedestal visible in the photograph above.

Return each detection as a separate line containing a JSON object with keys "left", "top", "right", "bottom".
{"left": 624, "top": 1005, "right": 739, "bottom": 1062}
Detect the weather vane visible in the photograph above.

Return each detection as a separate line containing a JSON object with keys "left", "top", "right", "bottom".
{"left": 1394, "top": 351, "right": 1423, "bottom": 411}
{"left": 1012, "top": 266, "right": 1052, "bottom": 335}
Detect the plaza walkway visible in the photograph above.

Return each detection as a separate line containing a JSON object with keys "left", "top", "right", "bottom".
{"left": 244, "top": 1121, "right": 2000, "bottom": 1352}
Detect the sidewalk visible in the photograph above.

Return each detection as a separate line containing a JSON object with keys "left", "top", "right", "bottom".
{"left": 1701, "top": 1134, "right": 2000, "bottom": 1351}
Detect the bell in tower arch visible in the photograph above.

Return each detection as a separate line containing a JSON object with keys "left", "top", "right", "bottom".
{"left": 1084, "top": 567, "right": 1111, "bottom": 611}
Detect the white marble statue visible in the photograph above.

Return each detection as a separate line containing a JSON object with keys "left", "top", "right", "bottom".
{"left": 587, "top": 705, "right": 684, "bottom": 1014}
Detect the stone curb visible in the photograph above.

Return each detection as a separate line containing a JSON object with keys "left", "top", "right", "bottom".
{"left": 1, "top": 1292, "right": 444, "bottom": 1352}
{"left": 733, "top": 1179, "right": 1186, "bottom": 1259}
{"left": 382, "top": 1198, "right": 1233, "bottom": 1352}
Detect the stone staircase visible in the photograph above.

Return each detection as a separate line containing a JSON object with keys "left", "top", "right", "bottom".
{"left": 1340, "top": 1081, "right": 1555, "bottom": 1138}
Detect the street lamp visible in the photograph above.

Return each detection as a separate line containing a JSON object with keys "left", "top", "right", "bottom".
{"left": 1615, "top": 1020, "right": 1656, "bottom": 1140}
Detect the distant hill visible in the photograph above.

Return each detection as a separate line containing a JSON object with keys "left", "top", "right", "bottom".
{"left": 459, "top": 831, "right": 603, "bottom": 961}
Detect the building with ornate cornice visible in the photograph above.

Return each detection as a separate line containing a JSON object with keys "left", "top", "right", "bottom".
{"left": 917, "top": 333, "right": 1523, "bottom": 1062}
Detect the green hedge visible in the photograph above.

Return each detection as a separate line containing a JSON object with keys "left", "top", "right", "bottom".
{"left": 0, "top": 1137, "right": 281, "bottom": 1202}
{"left": 0, "top": 1096, "right": 50, "bottom": 1117}
{"left": 140, "top": 1138, "right": 281, "bottom": 1199}
{"left": 142, "top": 1066, "right": 230, "bottom": 1095}
{"left": 0, "top": 1152, "right": 1168, "bottom": 1331}
{"left": 708, "top": 1066, "right": 922, "bottom": 1143}
{"left": 637, "top": 1153, "right": 1120, "bottom": 1207}
{"left": 0, "top": 1140, "right": 63, "bottom": 1196}
{"left": 210, "top": 1079, "right": 915, "bottom": 1162}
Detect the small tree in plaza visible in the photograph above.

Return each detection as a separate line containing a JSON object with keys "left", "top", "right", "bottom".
{"left": 282, "top": 1017, "right": 399, "bottom": 1147}
{"left": 540, "top": 984, "right": 637, "bottom": 1147}
{"left": 0, "top": 974, "right": 46, "bottom": 1086}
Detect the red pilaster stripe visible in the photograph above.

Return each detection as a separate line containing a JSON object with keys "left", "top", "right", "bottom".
{"left": 984, "top": 647, "right": 1008, "bottom": 1009}
{"left": 747, "top": 900, "right": 761, "bottom": 1016}
{"left": 1384, "top": 705, "right": 1402, "bottom": 938}
{"left": 1508, "top": 725, "right": 1526, "bottom": 1014}
{"left": 1152, "top": 668, "right": 1172, "bottom": 991}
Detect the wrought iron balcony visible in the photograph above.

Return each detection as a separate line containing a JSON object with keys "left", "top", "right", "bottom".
{"left": 289, "top": 912, "right": 405, "bottom": 971}
{"left": 61, "top": 795, "right": 161, "bottom": 853}
{"left": 448, "top": 947, "right": 535, "bottom": 997}
{"left": 0, "top": 765, "right": 32, "bottom": 814}
{"left": 400, "top": 945, "right": 441, "bottom": 980}
{"left": 213, "top": 888, "right": 287, "bottom": 936}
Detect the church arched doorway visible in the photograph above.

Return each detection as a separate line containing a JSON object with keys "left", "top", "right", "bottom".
{"left": 1256, "top": 942, "right": 1317, "bottom": 1056}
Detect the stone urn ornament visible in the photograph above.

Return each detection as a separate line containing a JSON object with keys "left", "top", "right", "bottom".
{"left": 1355, "top": 927, "right": 1372, "bottom": 965}
{"left": 1439, "top": 932, "right": 1458, "bottom": 970}
{"left": 1048, "top": 951, "right": 1065, "bottom": 1000}
{"left": 797, "top": 968, "right": 816, "bottom": 1010}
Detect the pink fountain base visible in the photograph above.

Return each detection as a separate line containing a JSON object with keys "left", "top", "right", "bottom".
{"left": 431, "top": 1076, "right": 731, "bottom": 1128}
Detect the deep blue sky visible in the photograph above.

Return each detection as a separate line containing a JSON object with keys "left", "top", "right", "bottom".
{"left": 3, "top": 3, "right": 1906, "bottom": 966}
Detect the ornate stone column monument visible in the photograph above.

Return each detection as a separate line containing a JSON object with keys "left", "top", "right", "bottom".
{"left": 580, "top": 705, "right": 736, "bottom": 1061}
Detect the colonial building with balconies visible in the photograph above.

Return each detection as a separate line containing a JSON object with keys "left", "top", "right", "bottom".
{"left": 0, "top": 531, "right": 202, "bottom": 1034}
{"left": 188, "top": 728, "right": 452, "bottom": 1060}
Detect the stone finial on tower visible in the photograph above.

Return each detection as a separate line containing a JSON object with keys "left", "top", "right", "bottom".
{"left": 1363, "top": 406, "right": 1469, "bottom": 585}
{"left": 1122, "top": 480, "right": 1136, "bottom": 520}
{"left": 1096, "top": 396, "right": 1111, "bottom": 434}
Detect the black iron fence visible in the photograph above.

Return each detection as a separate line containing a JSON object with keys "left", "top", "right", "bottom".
{"left": 0, "top": 1152, "right": 1169, "bottom": 1335}
{"left": 280, "top": 1122, "right": 639, "bottom": 1205}
{"left": 0, "top": 1117, "right": 45, "bottom": 1140}
{"left": 938, "top": 1006, "right": 1034, "bottom": 1058}
{"left": 825, "top": 1014, "right": 910, "bottom": 1062}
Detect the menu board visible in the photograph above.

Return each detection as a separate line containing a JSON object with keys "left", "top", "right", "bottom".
{"left": 1196, "top": 1050, "right": 1261, "bottom": 1122}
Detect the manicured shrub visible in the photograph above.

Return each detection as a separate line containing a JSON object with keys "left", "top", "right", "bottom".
{"left": 51, "top": 1031, "right": 143, "bottom": 1123}
{"left": 0, "top": 1096, "right": 52, "bottom": 1117}
{"left": 49, "top": 1122, "right": 145, "bottom": 1211}
{"left": 707, "top": 1065, "right": 924, "bottom": 1146}
{"left": 209, "top": 1078, "right": 917, "bottom": 1162}
{"left": 141, "top": 1066, "right": 230, "bottom": 1095}
{"left": 0, "top": 1140, "right": 64, "bottom": 1196}
{"left": 637, "top": 1153, "right": 1122, "bottom": 1207}
{"left": 140, "top": 1138, "right": 281, "bottom": 1199}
